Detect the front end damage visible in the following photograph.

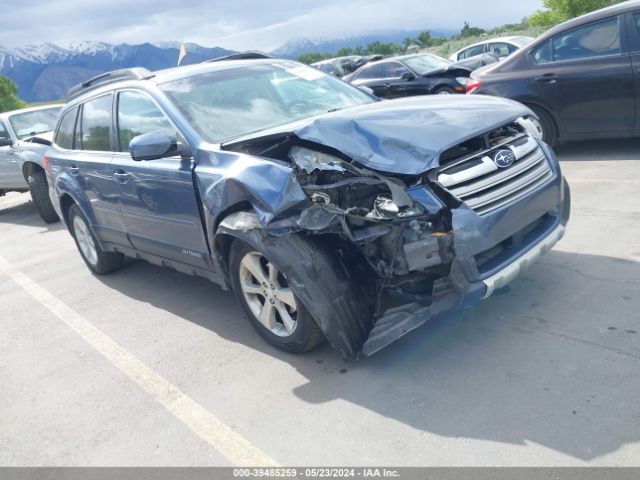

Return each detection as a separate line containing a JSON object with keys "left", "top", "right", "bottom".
{"left": 211, "top": 97, "right": 570, "bottom": 359}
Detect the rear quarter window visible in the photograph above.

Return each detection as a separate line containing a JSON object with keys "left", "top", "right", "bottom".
{"left": 356, "top": 64, "right": 383, "bottom": 79}
{"left": 55, "top": 107, "right": 78, "bottom": 150}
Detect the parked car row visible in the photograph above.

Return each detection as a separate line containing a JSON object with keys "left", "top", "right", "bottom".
{"left": 344, "top": 53, "right": 481, "bottom": 97}
{"left": 313, "top": 51, "right": 501, "bottom": 100}
{"left": 468, "top": 0, "right": 640, "bottom": 146}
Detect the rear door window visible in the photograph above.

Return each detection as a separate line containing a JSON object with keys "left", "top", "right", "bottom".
{"left": 117, "top": 91, "right": 175, "bottom": 152}
{"left": 55, "top": 107, "right": 78, "bottom": 150}
{"left": 79, "top": 94, "right": 113, "bottom": 151}
{"left": 356, "top": 63, "right": 384, "bottom": 79}
{"left": 458, "top": 44, "right": 485, "bottom": 60}
{"left": 489, "top": 42, "right": 516, "bottom": 58}
{"left": 552, "top": 16, "right": 621, "bottom": 62}
{"left": 382, "top": 61, "right": 410, "bottom": 78}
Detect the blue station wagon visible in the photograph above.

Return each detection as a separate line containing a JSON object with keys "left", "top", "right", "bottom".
{"left": 46, "top": 57, "right": 571, "bottom": 359}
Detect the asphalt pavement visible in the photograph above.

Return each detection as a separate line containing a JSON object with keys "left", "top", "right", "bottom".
{"left": 0, "top": 138, "right": 638, "bottom": 466}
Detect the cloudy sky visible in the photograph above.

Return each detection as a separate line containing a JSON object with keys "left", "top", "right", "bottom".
{"left": 2, "top": 0, "right": 543, "bottom": 50}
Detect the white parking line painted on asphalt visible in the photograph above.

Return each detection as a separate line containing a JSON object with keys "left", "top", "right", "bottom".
{"left": 0, "top": 254, "right": 278, "bottom": 467}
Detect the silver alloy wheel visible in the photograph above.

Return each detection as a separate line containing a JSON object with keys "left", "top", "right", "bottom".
{"left": 73, "top": 215, "right": 98, "bottom": 266}
{"left": 238, "top": 251, "right": 298, "bottom": 337}
{"left": 436, "top": 90, "right": 452, "bottom": 95}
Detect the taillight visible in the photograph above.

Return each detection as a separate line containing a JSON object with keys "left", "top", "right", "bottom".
{"left": 466, "top": 78, "right": 481, "bottom": 94}
{"left": 43, "top": 154, "right": 49, "bottom": 170}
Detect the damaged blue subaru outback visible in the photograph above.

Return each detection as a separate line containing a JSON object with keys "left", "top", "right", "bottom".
{"left": 46, "top": 56, "right": 570, "bottom": 360}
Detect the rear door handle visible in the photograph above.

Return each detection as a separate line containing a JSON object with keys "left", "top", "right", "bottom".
{"left": 383, "top": 82, "right": 391, "bottom": 88}
{"left": 534, "top": 74, "right": 558, "bottom": 84}
{"left": 68, "top": 165, "right": 79, "bottom": 175}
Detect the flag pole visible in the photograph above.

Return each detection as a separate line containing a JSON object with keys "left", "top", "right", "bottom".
{"left": 178, "top": 40, "right": 187, "bottom": 66}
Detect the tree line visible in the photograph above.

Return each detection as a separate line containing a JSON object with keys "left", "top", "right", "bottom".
{"left": 296, "top": 0, "right": 624, "bottom": 64}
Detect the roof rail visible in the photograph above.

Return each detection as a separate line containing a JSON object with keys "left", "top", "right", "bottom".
{"left": 67, "top": 67, "right": 155, "bottom": 99}
{"left": 205, "top": 51, "right": 276, "bottom": 63}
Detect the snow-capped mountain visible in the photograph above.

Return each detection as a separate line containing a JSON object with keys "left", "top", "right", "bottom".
{"left": 0, "top": 41, "right": 235, "bottom": 102}
{"left": 271, "top": 29, "right": 457, "bottom": 58}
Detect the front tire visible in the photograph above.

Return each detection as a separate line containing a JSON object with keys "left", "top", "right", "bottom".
{"left": 434, "top": 86, "right": 455, "bottom": 95}
{"left": 68, "top": 204, "right": 124, "bottom": 275}
{"left": 526, "top": 104, "right": 558, "bottom": 147}
{"left": 27, "top": 171, "right": 59, "bottom": 223}
{"left": 229, "top": 239, "right": 324, "bottom": 354}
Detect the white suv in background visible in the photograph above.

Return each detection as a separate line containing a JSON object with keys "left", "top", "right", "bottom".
{"left": 449, "top": 36, "right": 534, "bottom": 62}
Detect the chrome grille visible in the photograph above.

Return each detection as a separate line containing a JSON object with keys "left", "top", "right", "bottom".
{"left": 437, "top": 131, "right": 553, "bottom": 216}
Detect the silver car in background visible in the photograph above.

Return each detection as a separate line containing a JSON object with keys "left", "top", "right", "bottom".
{"left": 449, "top": 36, "right": 534, "bottom": 62}
{"left": 0, "top": 104, "right": 62, "bottom": 222}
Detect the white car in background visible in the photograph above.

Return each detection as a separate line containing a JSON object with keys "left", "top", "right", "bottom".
{"left": 449, "top": 36, "right": 534, "bottom": 62}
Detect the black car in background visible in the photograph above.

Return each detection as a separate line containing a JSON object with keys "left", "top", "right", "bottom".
{"left": 468, "top": 0, "right": 640, "bottom": 146}
{"left": 344, "top": 53, "right": 473, "bottom": 97}
{"left": 312, "top": 55, "right": 383, "bottom": 77}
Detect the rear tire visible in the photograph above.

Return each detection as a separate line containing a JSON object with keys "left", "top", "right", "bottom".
{"left": 229, "top": 238, "right": 325, "bottom": 354}
{"left": 27, "top": 171, "right": 59, "bottom": 223}
{"left": 434, "top": 86, "right": 455, "bottom": 95}
{"left": 526, "top": 104, "right": 558, "bottom": 147}
{"left": 68, "top": 204, "right": 124, "bottom": 275}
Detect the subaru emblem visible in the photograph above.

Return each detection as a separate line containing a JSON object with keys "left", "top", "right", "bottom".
{"left": 493, "top": 149, "right": 516, "bottom": 168}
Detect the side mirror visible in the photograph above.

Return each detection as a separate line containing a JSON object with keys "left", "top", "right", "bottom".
{"left": 129, "top": 130, "right": 182, "bottom": 161}
{"left": 0, "top": 137, "right": 12, "bottom": 147}
{"left": 401, "top": 71, "right": 416, "bottom": 81}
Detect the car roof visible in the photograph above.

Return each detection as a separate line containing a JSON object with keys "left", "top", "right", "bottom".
{"left": 0, "top": 104, "right": 62, "bottom": 120}
{"left": 64, "top": 58, "right": 302, "bottom": 107}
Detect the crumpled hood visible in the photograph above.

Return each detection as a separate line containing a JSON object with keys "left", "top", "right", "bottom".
{"left": 225, "top": 95, "right": 532, "bottom": 176}
{"left": 296, "top": 95, "right": 532, "bottom": 175}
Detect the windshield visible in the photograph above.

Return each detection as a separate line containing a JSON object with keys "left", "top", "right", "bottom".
{"left": 9, "top": 107, "right": 61, "bottom": 140}
{"left": 512, "top": 36, "right": 535, "bottom": 47}
{"left": 160, "top": 62, "right": 374, "bottom": 143}
{"left": 403, "top": 54, "right": 452, "bottom": 75}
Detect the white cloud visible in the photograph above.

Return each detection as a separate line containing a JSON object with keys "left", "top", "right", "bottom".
{"left": 0, "top": 0, "right": 543, "bottom": 50}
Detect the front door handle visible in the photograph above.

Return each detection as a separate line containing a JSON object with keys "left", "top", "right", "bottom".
{"left": 534, "top": 74, "right": 558, "bottom": 84}
{"left": 113, "top": 170, "right": 129, "bottom": 183}
{"left": 383, "top": 82, "right": 391, "bottom": 88}
{"left": 68, "top": 165, "right": 80, "bottom": 175}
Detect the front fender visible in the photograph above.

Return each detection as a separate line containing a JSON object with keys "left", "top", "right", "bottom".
{"left": 194, "top": 148, "right": 308, "bottom": 236}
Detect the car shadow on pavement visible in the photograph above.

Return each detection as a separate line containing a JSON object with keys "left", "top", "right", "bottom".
{"left": 0, "top": 194, "right": 64, "bottom": 231}
{"left": 555, "top": 138, "right": 640, "bottom": 161}
{"left": 95, "top": 247, "right": 639, "bottom": 462}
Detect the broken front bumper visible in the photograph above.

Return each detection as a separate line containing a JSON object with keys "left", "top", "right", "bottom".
{"left": 361, "top": 166, "right": 570, "bottom": 358}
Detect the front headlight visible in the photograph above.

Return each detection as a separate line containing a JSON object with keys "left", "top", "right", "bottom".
{"left": 289, "top": 146, "right": 345, "bottom": 173}
{"left": 516, "top": 116, "right": 543, "bottom": 140}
